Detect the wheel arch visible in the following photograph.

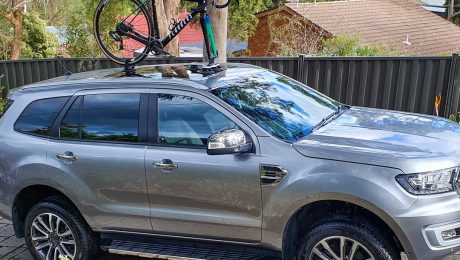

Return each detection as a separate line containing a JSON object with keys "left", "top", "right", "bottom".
{"left": 281, "top": 196, "right": 414, "bottom": 259}
{"left": 12, "top": 184, "right": 84, "bottom": 238}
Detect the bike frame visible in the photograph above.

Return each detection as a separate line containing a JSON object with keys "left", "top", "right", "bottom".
{"left": 120, "top": 0, "right": 218, "bottom": 63}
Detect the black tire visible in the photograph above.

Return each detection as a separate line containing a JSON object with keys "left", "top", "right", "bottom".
{"left": 24, "top": 197, "right": 98, "bottom": 260}
{"left": 94, "top": 0, "right": 155, "bottom": 65}
{"left": 297, "top": 219, "right": 399, "bottom": 260}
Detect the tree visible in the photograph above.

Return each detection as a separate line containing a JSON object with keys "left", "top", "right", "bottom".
{"left": 205, "top": 0, "right": 228, "bottom": 63}
{"left": 21, "top": 11, "right": 58, "bottom": 58}
{"left": 445, "top": 0, "right": 460, "bottom": 24}
{"left": 149, "top": 0, "right": 180, "bottom": 55}
{"left": 267, "top": 12, "right": 328, "bottom": 56}
{"left": 1, "top": 0, "right": 28, "bottom": 59}
{"left": 65, "top": 2, "right": 100, "bottom": 57}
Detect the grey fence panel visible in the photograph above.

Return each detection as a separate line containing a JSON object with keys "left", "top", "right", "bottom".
{"left": 446, "top": 55, "right": 460, "bottom": 117}
{"left": 1, "top": 56, "right": 459, "bottom": 116}
{"left": 299, "top": 56, "right": 452, "bottom": 116}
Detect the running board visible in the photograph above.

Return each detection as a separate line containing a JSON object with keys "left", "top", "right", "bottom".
{"left": 106, "top": 239, "right": 278, "bottom": 260}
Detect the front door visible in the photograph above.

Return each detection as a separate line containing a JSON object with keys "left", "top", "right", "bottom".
{"left": 47, "top": 91, "right": 152, "bottom": 232}
{"left": 145, "top": 91, "right": 262, "bottom": 242}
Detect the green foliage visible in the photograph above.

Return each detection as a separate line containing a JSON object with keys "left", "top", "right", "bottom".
{"left": 181, "top": 0, "right": 269, "bottom": 42}
{"left": 0, "top": 75, "right": 5, "bottom": 115}
{"left": 0, "top": 98, "right": 5, "bottom": 115}
{"left": 65, "top": 2, "right": 100, "bottom": 57}
{"left": 319, "top": 35, "right": 389, "bottom": 56}
{"left": 226, "top": 0, "right": 269, "bottom": 41}
{"left": 449, "top": 114, "right": 459, "bottom": 123}
{"left": 0, "top": 16, "right": 12, "bottom": 60}
{"left": 21, "top": 11, "right": 58, "bottom": 59}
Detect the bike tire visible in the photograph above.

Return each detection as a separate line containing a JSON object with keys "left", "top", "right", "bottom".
{"left": 94, "top": 0, "right": 155, "bottom": 66}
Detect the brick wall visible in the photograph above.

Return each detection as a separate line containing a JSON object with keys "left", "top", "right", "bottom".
{"left": 248, "top": 10, "right": 331, "bottom": 57}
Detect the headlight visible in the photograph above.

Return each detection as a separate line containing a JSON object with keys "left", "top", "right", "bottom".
{"left": 396, "top": 167, "right": 459, "bottom": 195}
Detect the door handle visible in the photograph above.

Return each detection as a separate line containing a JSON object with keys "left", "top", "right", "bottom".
{"left": 153, "top": 159, "right": 178, "bottom": 171}
{"left": 57, "top": 152, "right": 78, "bottom": 161}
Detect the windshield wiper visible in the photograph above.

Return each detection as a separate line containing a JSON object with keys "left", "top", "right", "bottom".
{"left": 312, "top": 104, "right": 348, "bottom": 132}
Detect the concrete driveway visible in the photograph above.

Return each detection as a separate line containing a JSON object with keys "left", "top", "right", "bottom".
{"left": 2, "top": 216, "right": 460, "bottom": 260}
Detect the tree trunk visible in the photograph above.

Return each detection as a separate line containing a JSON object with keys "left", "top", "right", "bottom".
{"left": 204, "top": 0, "right": 228, "bottom": 63}
{"left": 7, "top": 0, "right": 26, "bottom": 60}
{"left": 150, "top": 0, "right": 180, "bottom": 56}
{"left": 448, "top": 0, "right": 455, "bottom": 21}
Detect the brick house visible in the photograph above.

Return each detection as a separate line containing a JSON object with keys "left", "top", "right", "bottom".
{"left": 248, "top": 0, "right": 460, "bottom": 56}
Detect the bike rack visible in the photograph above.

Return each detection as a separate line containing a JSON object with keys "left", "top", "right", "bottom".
{"left": 123, "top": 60, "right": 137, "bottom": 77}
{"left": 190, "top": 64, "right": 224, "bottom": 76}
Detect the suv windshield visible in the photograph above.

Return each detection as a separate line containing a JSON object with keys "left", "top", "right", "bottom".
{"left": 212, "top": 71, "right": 340, "bottom": 143}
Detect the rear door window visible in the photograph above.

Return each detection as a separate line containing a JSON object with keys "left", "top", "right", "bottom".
{"left": 14, "top": 97, "right": 69, "bottom": 137}
{"left": 60, "top": 93, "right": 140, "bottom": 143}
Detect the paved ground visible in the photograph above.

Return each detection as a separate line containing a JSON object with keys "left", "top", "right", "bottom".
{"left": 2, "top": 216, "right": 460, "bottom": 260}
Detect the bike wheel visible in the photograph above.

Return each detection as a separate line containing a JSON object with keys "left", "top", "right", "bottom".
{"left": 94, "top": 0, "right": 155, "bottom": 65}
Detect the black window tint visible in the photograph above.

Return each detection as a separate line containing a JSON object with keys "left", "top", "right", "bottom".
{"left": 15, "top": 97, "right": 69, "bottom": 136}
{"left": 60, "top": 96, "right": 81, "bottom": 139}
{"left": 59, "top": 94, "right": 140, "bottom": 142}
{"left": 158, "top": 94, "right": 237, "bottom": 147}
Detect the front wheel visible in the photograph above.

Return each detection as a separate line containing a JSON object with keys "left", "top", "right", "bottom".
{"left": 297, "top": 219, "right": 399, "bottom": 260}
{"left": 94, "top": 0, "right": 155, "bottom": 65}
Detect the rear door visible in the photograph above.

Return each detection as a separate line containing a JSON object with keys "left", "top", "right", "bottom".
{"left": 47, "top": 89, "right": 152, "bottom": 232}
{"left": 145, "top": 90, "right": 262, "bottom": 242}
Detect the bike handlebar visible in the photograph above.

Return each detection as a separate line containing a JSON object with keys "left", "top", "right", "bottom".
{"left": 215, "top": 0, "right": 232, "bottom": 9}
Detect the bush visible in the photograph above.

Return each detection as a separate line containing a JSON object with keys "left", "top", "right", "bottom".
{"left": 319, "top": 35, "right": 390, "bottom": 56}
{"left": 21, "top": 11, "right": 58, "bottom": 59}
{"left": 449, "top": 114, "right": 459, "bottom": 123}
{"left": 0, "top": 89, "right": 5, "bottom": 115}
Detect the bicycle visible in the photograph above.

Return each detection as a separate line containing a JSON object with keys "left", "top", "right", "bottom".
{"left": 94, "top": 0, "right": 232, "bottom": 66}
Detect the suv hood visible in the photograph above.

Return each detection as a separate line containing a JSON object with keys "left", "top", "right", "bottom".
{"left": 294, "top": 107, "right": 460, "bottom": 173}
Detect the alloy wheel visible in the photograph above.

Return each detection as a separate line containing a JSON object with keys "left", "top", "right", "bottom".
{"left": 309, "top": 236, "right": 375, "bottom": 260}
{"left": 30, "top": 213, "right": 77, "bottom": 260}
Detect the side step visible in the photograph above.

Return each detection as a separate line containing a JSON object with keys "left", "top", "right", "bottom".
{"left": 103, "top": 235, "right": 280, "bottom": 260}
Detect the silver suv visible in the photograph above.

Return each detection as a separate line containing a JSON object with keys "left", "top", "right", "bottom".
{"left": 1, "top": 63, "right": 460, "bottom": 260}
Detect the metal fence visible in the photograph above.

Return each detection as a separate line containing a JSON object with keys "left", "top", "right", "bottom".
{"left": 1, "top": 55, "right": 460, "bottom": 117}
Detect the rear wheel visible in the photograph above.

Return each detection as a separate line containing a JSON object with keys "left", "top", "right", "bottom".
{"left": 24, "top": 198, "right": 97, "bottom": 260}
{"left": 94, "top": 0, "right": 155, "bottom": 65}
{"left": 297, "top": 219, "right": 399, "bottom": 260}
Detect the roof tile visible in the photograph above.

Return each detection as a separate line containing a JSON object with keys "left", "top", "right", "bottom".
{"left": 285, "top": 0, "right": 460, "bottom": 55}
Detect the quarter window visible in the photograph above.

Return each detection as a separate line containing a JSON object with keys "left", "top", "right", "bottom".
{"left": 15, "top": 97, "right": 69, "bottom": 137}
{"left": 60, "top": 94, "right": 140, "bottom": 143}
{"left": 158, "top": 94, "right": 237, "bottom": 147}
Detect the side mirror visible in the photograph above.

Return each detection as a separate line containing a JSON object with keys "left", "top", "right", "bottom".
{"left": 207, "top": 129, "right": 253, "bottom": 155}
